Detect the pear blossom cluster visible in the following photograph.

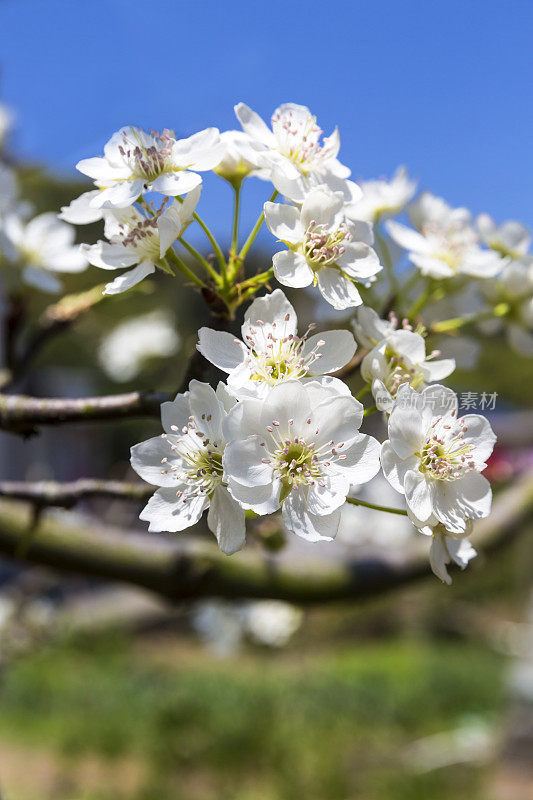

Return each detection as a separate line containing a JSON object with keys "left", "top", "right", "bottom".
{"left": 4, "top": 99, "right": 530, "bottom": 587}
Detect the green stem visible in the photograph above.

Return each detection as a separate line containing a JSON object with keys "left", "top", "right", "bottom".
{"left": 346, "top": 497, "right": 408, "bottom": 516}
{"left": 166, "top": 249, "right": 206, "bottom": 289}
{"left": 238, "top": 190, "right": 278, "bottom": 263}
{"left": 363, "top": 404, "right": 378, "bottom": 417}
{"left": 192, "top": 211, "right": 226, "bottom": 272}
{"left": 431, "top": 303, "right": 510, "bottom": 334}
{"left": 355, "top": 385, "right": 371, "bottom": 400}
{"left": 238, "top": 267, "right": 274, "bottom": 291}
{"left": 231, "top": 183, "right": 241, "bottom": 256}
{"left": 375, "top": 224, "right": 399, "bottom": 294}
{"left": 406, "top": 280, "right": 433, "bottom": 318}
{"left": 178, "top": 237, "right": 219, "bottom": 284}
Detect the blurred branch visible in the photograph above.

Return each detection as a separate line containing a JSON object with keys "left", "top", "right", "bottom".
{"left": 0, "top": 479, "right": 151, "bottom": 508}
{"left": 0, "top": 284, "right": 108, "bottom": 390}
{"left": 0, "top": 390, "right": 168, "bottom": 434}
{"left": 0, "top": 472, "right": 531, "bottom": 604}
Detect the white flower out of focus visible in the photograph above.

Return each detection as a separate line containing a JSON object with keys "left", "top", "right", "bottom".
{"left": 235, "top": 102, "right": 362, "bottom": 205}
{"left": 98, "top": 311, "right": 180, "bottom": 382}
{"left": 347, "top": 166, "right": 417, "bottom": 223}
{"left": 381, "top": 383, "right": 496, "bottom": 534}
{"left": 362, "top": 329, "right": 455, "bottom": 411}
{"left": 222, "top": 380, "right": 381, "bottom": 542}
{"left": 131, "top": 380, "right": 246, "bottom": 555}
{"left": 0, "top": 211, "right": 88, "bottom": 293}
{"left": 197, "top": 288, "right": 357, "bottom": 399}
{"left": 80, "top": 188, "right": 200, "bottom": 294}
{"left": 387, "top": 193, "right": 504, "bottom": 279}
{"left": 76, "top": 125, "right": 224, "bottom": 209}
{"left": 264, "top": 186, "right": 382, "bottom": 309}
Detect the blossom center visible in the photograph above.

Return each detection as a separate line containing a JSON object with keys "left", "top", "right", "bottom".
{"left": 382, "top": 346, "right": 425, "bottom": 396}
{"left": 271, "top": 109, "right": 331, "bottom": 174}
{"left": 418, "top": 418, "right": 475, "bottom": 481}
{"left": 303, "top": 220, "right": 350, "bottom": 266}
{"left": 118, "top": 130, "right": 174, "bottom": 182}
{"left": 244, "top": 320, "right": 324, "bottom": 386}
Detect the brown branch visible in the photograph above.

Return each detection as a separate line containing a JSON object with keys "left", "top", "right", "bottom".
{"left": 0, "top": 390, "right": 168, "bottom": 434}
{"left": 0, "top": 472, "right": 530, "bottom": 604}
{"left": 0, "top": 479, "right": 151, "bottom": 508}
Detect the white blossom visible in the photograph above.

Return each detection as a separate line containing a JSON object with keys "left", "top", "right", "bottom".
{"left": 58, "top": 190, "right": 105, "bottom": 225}
{"left": 347, "top": 166, "right": 417, "bottom": 223}
{"left": 0, "top": 102, "right": 14, "bottom": 148}
{"left": 223, "top": 380, "right": 381, "bottom": 542}
{"left": 480, "top": 258, "right": 533, "bottom": 356}
{"left": 0, "top": 211, "right": 87, "bottom": 293}
{"left": 80, "top": 188, "right": 200, "bottom": 294}
{"left": 197, "top": 288, "right": 356, "bottom": 399}
{"left": 235, "top": 102, "right": 361, "bottom": 204}
{"left": 407, "top": 511, "right": 476, "bottom": 585}
{"left": 352, "top": 306, "right": 397, "bottom": 349}
{"left": 361, "top": 329, "right": 455, "bottom": 411}
{"left": 387, "top": 193, "right": 503, "bottom": 279}
{"left": 76, "top": 126, "right": 223, "bottom": 209}
{"left": 131, "top": 380, "right": 246, "bottom": 555}
{"left": 213, "top": 130, "right": 264, "bottom": 184}
{"left": 477, "top": 213, "right": 531, "bottom": 259}
{"left": 381, "top": 383, "right": 496, "bottom": 534}
{"left": 98, "top": 311, "right": 180, "bottom": 382}
{"left": 245, "top": 600, "right": 303, "bottom": 647}
{"left": 264, "top": 186, "right": 382, "bottom": 310}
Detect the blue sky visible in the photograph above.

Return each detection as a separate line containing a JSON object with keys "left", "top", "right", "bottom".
{"left": 1, "top": 0, "right": 532, "bottom": 241}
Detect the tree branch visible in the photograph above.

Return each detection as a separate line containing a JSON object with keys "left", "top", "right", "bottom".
{"left": 0, "top": 390, "right": 168, "bottom": 434}
{"left": 0, "top": 479, "right": 151, "bottom": 508}
{"left": 0, "top": 472, "right": 530, "bottom": 604}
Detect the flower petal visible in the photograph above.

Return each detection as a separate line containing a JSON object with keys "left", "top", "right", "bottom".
{"left": 317, "top": 268, "right": 362, "bottom": 310}
{"left": 272, "top": 250, "right": 313, "bottom": 288}
{"left": 197, "top": 328, "right": 248, "bottom": 372}
{"left": 207, "top": 485, "right": 246, "bottom": 555}
{"left": 103, "top": 261, "right": 155, "bottom": 294}
{"left": 223, "top": 436, "right": 273, "bottom": 487}
{"left": 303, "top": 330, "right": 357, "bottom": 374}
{"left": 404, "top": 470, "right": 433, "bottom": 522}
{"left": 282, "top": 489, "right": 340, "bottom": 541}
{"left": 264, "top": 202, "right": 303, "bottom": 244}
{"left": 140, "top": 487, "right": 208, "bottom": 532}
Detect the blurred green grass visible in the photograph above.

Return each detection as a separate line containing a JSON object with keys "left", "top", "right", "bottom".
{"left": 0, "top": 630, "right": 505, "bottom": 800}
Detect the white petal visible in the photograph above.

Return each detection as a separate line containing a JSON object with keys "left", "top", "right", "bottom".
{"left": 103, "top": 261, "right": 155, "bottom": 294}
{"left": 150, "top": 171, "right": 202, "bottom": 197}
{"left": 422, "top": 358, "right": 456, "bottom": 382}
{"left": 334, "top": 433, "right": 381, "bottom": 486}
{"left": 317, "top": 268, "right": 362, "bottom": 310}
{"left": 429, "top": 534, "right": 453, "bottom": 584}
{"left": 386, "top": 220, "right": 429, "bottom": 252}
{"left": 380, "top": 441, "right": 418, "bottom": 494}
{"left": 312, "top": 394, "right": 364, "bottom": 447}
{"left": 264, "top": 202, "right": 303, "bottom": 244}
{"left": 282, "top": 489, "right": 340, "bottom": 541}
{"left": 207, "top": 485, "right": 246, "bottom": 555}
{"left": 460, "top": 414, "right": 496, "bottom": 468}
{"left": 188, "top": 380, "right": 225, "bottom": 440}
{"left": 223, "top": 436, "right": 273, "bottom": 487}
{"left": 130, "top": 436, "right": 181, "bottom": 487}
{"left": 300, "top": 187, "right": 343, "bottom": 229}
{"left": 58, "top": 191, "right": 104, "bottom": 224}
{"left": 81, "top": 242, "right": 139, "bottom": 270}
{"left": 92, "top": 180, "right": 145, "bottom": 209}
{"left": 234, "top": 103, "right": 274, "bottom": 146}
{"left": 388, "top": 404, "right": 425, "bottom": 460}
{"left": 261, "top": 381, "right": 311, "bottom": 433}
{"left": 227, "top": 476, "right": 281, "bottom": 515}
{"left": 197, "top": 328, "right": 248, "bottom": 373}
{"left": 404, "top": 470, "right": 433, "bottom": 521}
{"left": 161, "top": 393, "right": 191, "bottom": 435}
{"left": 303, "top": 330, "right": 356, "bottom": 375}
{"left": 140, "top": 487, "right": 208, "bottom": 532}
{"left": 23, "top": 267, "right": 62, "bottom": 293}
{"left": 222, "top": 396, "right": 264, "bottom": 442}
{"left": 306, "top": 475, "right": 351, "bottom": 516}
{"left": 272, "top": 250, "right": 313, "bottom": 288}
{"left": 242, "top": 288, "right": 298, "bottom": 342}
